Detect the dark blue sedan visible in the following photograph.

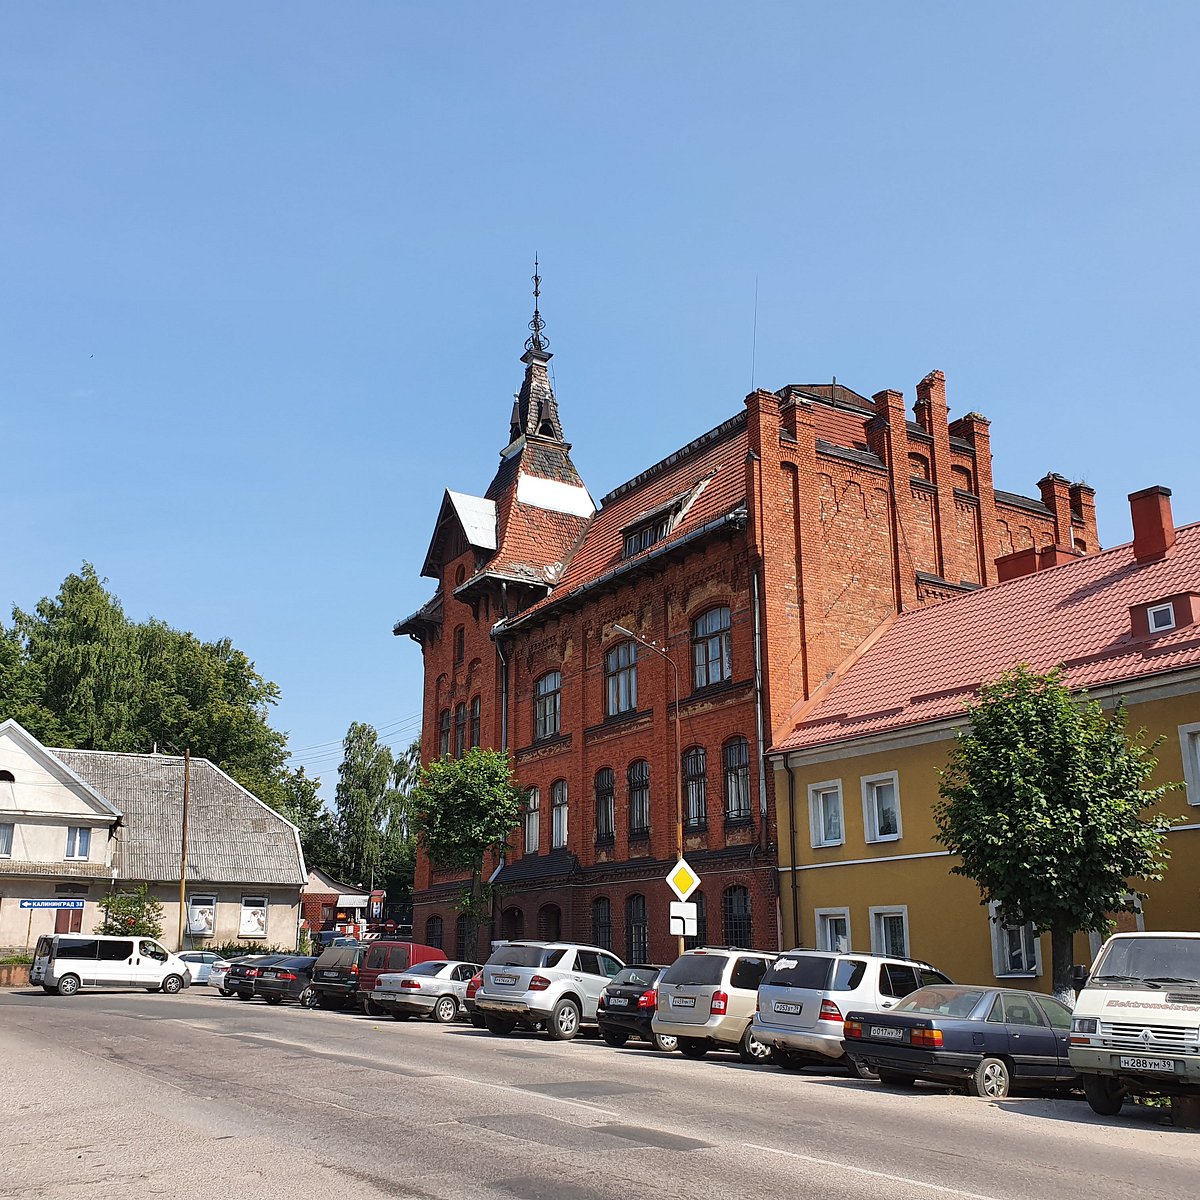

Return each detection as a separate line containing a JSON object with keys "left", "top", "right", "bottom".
{"left": 844, "top": 984, "right": 1076, "bottom": 1098}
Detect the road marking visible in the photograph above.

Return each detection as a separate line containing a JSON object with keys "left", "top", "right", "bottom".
{"left": 741, "top": 1143, "right": 1003, "bottom": 1200}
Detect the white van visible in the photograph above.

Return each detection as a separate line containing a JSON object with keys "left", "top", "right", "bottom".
{"left": 1069, "top": 931, "right": 1200, "bottom": 1115}
{"left": 29, "top": 933, "right": 192, "bottom": 997}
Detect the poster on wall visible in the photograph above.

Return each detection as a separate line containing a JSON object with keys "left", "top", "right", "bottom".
{"left": 240, "top": 896, "right": 268, "bottom": 938}
{"left": 186, "top": 896, "right": 216, "bottom": 937}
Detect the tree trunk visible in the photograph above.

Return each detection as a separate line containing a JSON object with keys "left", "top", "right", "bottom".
{"left": 1051, "top": 923, "right": 1076, "bottom": 1001}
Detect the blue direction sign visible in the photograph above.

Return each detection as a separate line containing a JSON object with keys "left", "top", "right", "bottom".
{"left": 19, "top": 899, "right": 85, "bottom": 910}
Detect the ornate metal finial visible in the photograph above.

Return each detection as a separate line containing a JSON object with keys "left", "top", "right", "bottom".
{"left": 525, "top": 253, "right": 549, "bottom": 354}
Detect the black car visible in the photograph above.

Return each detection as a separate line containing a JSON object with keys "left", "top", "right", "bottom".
{"left": 227, "top": 955, "right": 293, "bottom": 1000}
{"left": 254, "top": 956, "right": 318, "bottom": 1006}
{"left": 597, "top": 965, "right": 677, "bottom": 1052}
{"left": 844, "top": 983, "right": 1076, "bottom": 1098}
{"left": 309, "top": 943, "right": 367, "bottom": 1010}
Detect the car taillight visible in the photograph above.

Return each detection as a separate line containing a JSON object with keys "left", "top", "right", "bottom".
{"left": 710, "top": 990, "right": 728, "bottom": 1015}
{"left": 844, "top": 1018, "right": 863, "bottom": 1040}
{"left": 819, "top": 999, "right": 842, "bottom": 1022}
{"left": 350, "top": 963, "right": 359, "bottom": 975}
{"left": 247, "top": 968, "right": 259, "bottom": 977}
{"left": 638, "top": 988, "right": 657, "bottom": 1010}
{"left": 528, "top": 975, "right": 551, "bottom": 991}
{"left": 401, "top": 979, "right": 422, "bottom": 989}
{"left": 910, "top": 1027, "right": 943, "bottom": 1049}
{"left": 276, "top": 972, "right": 297, "bottom": 981}
{"left": 466, "top": 973, "right": 481, "bottom": 998}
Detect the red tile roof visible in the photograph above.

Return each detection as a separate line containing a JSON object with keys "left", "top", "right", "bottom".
{"left": 774, "top": 521, "right": 1200, "bottom": 753}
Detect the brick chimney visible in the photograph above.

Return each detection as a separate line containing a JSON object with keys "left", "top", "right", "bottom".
{"left": 1129, "top": 486, "right": 1176, "bottom": 563}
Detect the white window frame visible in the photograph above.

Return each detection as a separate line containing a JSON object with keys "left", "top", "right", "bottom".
{"left": 551, "top": 781, "right": 568, "bottom": 849}
{"left": 869, "top": 905, "right": 910, "bottom": 958}
{"left": 815, "top": 907, "right": 852, "bottom": 952}
{"left": 0, "top": 822, "right": 12, "bottom": 858}
{"left": 240, "top": 895, "right": 269, "bottom": 939}
{"left": 1147, "top": 602, "right": 1176, "bottom": 633}
{"left": 808, "top": 780, "right": 844, "bottom": 848}
{"left": 988, "top": 902, "right": 1041, "bottom": 978}
{"left": 861, "top": 771, "right": 902, "bottom": 843}
{"left": 186, "top": 894, "right": 217, "bottom": 937}
{"left": 524, "top": 788, "right": 541, "bottom": 854}
{"left": 1180, "top": 722, "right": 1200, "bottom": 807}
{"left": 65, "top": 825, "right": 91, "bottom": 860}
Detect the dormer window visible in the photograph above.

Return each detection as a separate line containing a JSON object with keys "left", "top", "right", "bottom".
{"left": 1148, "top": 603, "right": 1176, "bottom": 633}
{"left": 623, "top": 514, "right": 672, "bottom": 558}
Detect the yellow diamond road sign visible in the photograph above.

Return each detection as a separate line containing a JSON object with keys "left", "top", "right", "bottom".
{"left": 666, "top": 858, "right": 700, "bottom": 902}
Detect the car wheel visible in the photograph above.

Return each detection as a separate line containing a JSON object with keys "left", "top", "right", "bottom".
{"left": 843, "top": 1053, "right": 879, "bottom": 1081}
{"left": 484, "top": 1015, "right": 516, "bottom": 1035}
{"left": 602, "top": 1029, "right": 629, "bottom": 1048}
{"left": 162, "top": 974, "right": 184, "bottom": 995}
{"left": 877, "top": 1069, "right": 918, "bottom": 1088}
{"left": 968, "top": 1056, "right": 1011, "bottom": 1099}
{"left": 651, "top": 1032, "right": 678, "bottom": 1053}
{"left": 362, "top": 998, "right": 385, "bottom": 1017}
{"left": 236, "top": 990, "right": 253, "bottom": 1001}
{"left": 738, "top": 1025, "right": 773, "bottom": 1064}
{"left": 548, "top": 997, "right": 581, "bottom": 1041}
{"left": 391, "top": 1010, "right": 412, "bottom": 1021}
{"left": 1082, "top": 1075, "right": 1125, "bottom": 1116}
{"left": 299, "top": 988, "right": 319, "bottom": 1009}
{"left": 265, "top": 995, "right": 282, "bottom": 1006}
{"left": 434, "top": 995, "right": 459, "bottom": 1024}
{"left": 56, "top": 974, "right": 81, "bottom": 997}
{"left": 678, "top": 1037, "right": 708, "bottom": 1059}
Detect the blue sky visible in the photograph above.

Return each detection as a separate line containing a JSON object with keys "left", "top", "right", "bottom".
{"left": 3, "top": 3, "right": 1197, "bottom": 789}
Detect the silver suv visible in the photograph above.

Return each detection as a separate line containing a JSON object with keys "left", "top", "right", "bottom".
{"left": 475, "top": 941, "right": 624, "bottom": 1041}
{"left": 752, "top": 949, "right": 952, "bottom": 1076}
{"left": 651, "top": 947, "right": 777, "bottom": 1062}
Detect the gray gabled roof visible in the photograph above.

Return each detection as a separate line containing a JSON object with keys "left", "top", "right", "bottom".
{"left": 52, "top": 749, "right": 306, "bottom": 887}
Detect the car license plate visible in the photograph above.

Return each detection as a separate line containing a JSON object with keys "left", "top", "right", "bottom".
{"left": 607, "top": 997, "right": 628, "bottom": 1007}
{"left": 322, "top": 970, "right": 339, "bottom": 978}
{"left": 774, "top": 1001, "right": 802, "bottom": 1015}
{"left": 261, "top": 970, "right": 276, "bottom": 979}
{"left": 671, "top": 996, "right": 696, "bottom": 1008}
{"left": 1119, "top": 1055, "right": 1174, "bottom": 1072}
{"left": 871, "top": 1025, "right": 904, "bottom": 1040}
{"left": 493, "top": 974, "right": 518, "bottom": 986}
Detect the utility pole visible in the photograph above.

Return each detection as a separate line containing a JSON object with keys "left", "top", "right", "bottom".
{"left": 177, "top": 748, "right": 190, "bottom": 949}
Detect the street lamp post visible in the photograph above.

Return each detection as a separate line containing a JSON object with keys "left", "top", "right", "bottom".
{"left": 613, "top": 623, "right": 685, "bottom": 957}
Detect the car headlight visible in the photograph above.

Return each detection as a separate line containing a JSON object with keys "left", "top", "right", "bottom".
{"left": 1071, "top": 1017, "right": 1098, "bottom": 1034}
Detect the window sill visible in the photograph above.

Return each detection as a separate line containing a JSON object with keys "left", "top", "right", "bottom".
{"left": 994, "top": 971, "right": 1039, "bottom": 979}
{"left": 628, "top": 829, "right": 651, "bottom": 840}
{"left": 594, "top": 836, "right": 615, "bottom": 847}
{"left": 865, "top": 835, "right": 902, "bottom": 845}
{"left": 724, "top": 815, "right": 753, "bottom": 828}
{"left": 684, "top": 823, "right": 708, "bottom": 834}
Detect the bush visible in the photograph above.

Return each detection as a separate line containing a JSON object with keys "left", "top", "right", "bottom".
{"left": 203, "top": 940, "right": 296, "bottom": 960}
{"left": 1, "top": 954, "right": 32, "bottom": 966}
{"left": 96, "top": 884, "right": 164, "bottom": 939}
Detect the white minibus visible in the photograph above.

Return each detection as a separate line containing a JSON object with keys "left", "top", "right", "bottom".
{"left": 29, "top": 933, "right": 192, "bottom": 996}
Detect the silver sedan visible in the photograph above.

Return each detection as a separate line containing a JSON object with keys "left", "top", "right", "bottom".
{"left": 368, "top": 960, "right": 481, "bottom": 1023}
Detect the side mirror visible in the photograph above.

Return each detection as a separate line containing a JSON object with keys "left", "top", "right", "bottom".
{"left": 1071, "top": 964, "right": 1089, "bottom": 990}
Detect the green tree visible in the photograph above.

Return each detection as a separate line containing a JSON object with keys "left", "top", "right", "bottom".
{"left": 407, "top": 748, "right": 524, "bottom": 953}
{"left": 334, "top": 723, "right": 405, "bottom": 889}
{"left": 934, "top": 666, "right": 1177, "bottom": 997}
{"left": 96, "top": 884, "right": 165, "bottom": 939}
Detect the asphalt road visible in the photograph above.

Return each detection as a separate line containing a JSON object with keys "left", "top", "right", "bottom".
{"left": 1, "top": 986, "right": 1196, "bottom": 1200}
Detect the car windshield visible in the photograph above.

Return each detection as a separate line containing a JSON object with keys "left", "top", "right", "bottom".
{"left": 762, "top": 953, "right": 835, "bottom": 990}
{"left": 661, "top": 954, "right": 728, "bottom": 986}
{"left": 486, "top": 945, "right": 565, "bottom": 968}
{"left": 1093, "top": 937, "right": 1200, "bottom": 985}
{"left": 896, "top": 986, "right": 989, "bottom": 1018}
{"left": 611, "top": 966, "right": 660, "bottom": 988}
{"left": 406, "top": 961, "right": 449, "bottom": 976}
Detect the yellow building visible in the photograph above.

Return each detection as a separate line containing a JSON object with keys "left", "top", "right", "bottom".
{"left": 770, "top": 486, "right": 1199, "bottom": 993}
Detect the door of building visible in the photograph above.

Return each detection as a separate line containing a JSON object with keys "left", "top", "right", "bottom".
{"left": 54, "top": 907, "right": 82, "bottom": 934}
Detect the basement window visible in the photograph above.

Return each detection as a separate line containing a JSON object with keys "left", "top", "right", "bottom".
{"left": 1148, "top": 603, "right": 1176, "bottom": 633}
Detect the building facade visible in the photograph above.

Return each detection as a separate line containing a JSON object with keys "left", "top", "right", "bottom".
{"left": 770, "top": 487, "right": 1199, "bottom": 990}
{"left": 397, "top": 300, "right": 1098, "bottom": 963}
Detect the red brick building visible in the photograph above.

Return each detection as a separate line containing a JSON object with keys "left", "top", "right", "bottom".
{"left": 396, "top": 300, "right": 1098, "bottom": 963}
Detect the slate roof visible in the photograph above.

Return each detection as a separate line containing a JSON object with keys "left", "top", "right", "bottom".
{"left": 52, "top": 749, "right": 306, "bottom": 887}
{"left": 493, "top": 848, "right": 580, "bottom": 885}
{"left": 774, "top": 520, "right": 1200, "bottom": 754}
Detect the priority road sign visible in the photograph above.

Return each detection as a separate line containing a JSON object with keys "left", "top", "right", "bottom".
{"left": 670, "top": 901, "right": 698, "bottom": 937}
{"left": 665, "top": 858, "right": 700, "bottom": 903}
{"left": 19, "top": 899, "right": 84, "bottom": 910}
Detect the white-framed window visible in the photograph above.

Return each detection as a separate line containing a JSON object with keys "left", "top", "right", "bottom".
{"left": 1147, "top": 602, "right": 1176, "bottom": 633}
{"left": 1180, "top": 722, "right": 1200, "bottom": 807}
{"left": 808, "top": 780, "right": 844, "bottom": 848}
{"left": 870, "top": 906, "right": 909, "bottom": 958}
{"left": 65, "top": 826, "right": 91, "bottom": 860}
{"left": 861, "top": 772, "right": 902, "bottom": 842}
{"left": 524, "top": 788, "right": 540, "bottom": 854}
{"left": 0, "top": 822, "right": 12, "bottom": 858}
{"left": 988, "top": 902, "right": 1041, "bottom": 977}
{"left": 186, "top": 895, "right": 217, "bottom": 937}
{"left": 551, "top": 779, "right": 568, "bottom": 849}
{"left": 240, "top": 896, "right": 269, "bottom": 938}
{"left": 816, "top": 907, "right": 852, "bottom": 952}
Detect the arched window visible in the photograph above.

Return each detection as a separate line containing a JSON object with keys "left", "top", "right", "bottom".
{"left": 453, "top": 625, "right": 465, "bottom": 664}
{"left": 551, "top": 779, "right": 568, "bottom": 848}
{"left": 454, "top": 703, "right": 467, "bottom": 757}
{"left": 908, "top": 452, "right": 930, "bottom": 481}
{"left": 683, "top": 746, "right": 707, "bottom": 829}
{"left": 469, "top": 696, "right": 481, "bottom": 748}
{"left": 425, "top": 915, "right": 444, "bottom": 949}
{"left": 625, "top": 894, "right": 649, "bottom": 963}
{"left": 594, "top": 768, "right": 615, "bottom": 843}
{"left": 951, "top": 463, "right": 974, "bottom": 494}
{"left": 627, "top": 759, "right": 650, "bottom": 835}
{"left": 605, "top": 640, "right": 637, "bottom": 716}
{"left": 537, "top": 903, "right": 561, "bottom": 941}
{"left": 0, "top": 770, "right": 14, "bottom": 783}
{"left": 455, "top": 912, "right": 475, "bottom": 961}
{"left": 592, "top": 897, "right": 612, "bottom": 950}
{"left": 524, "top": 788, "right": 540, "bottom": 854}
{"left": 501, "top": 906, "right": 524, "bottom": 941}
{"left": 723, "top": 736, "right": 751, "bottom": 821}
{"left": 534, "top": 671, "right": 561, "bottom": 740}
{"left": 684, "top": 890, "right": 708, "bottom": 950}
{"left": 723, "top": 886, "right": 752, "bottom": 947}
{"left": 691, "top": 606, "right": 732, "bottom": 690}
{"left": 438, "top": 709, "right": 451, "bottom": 758}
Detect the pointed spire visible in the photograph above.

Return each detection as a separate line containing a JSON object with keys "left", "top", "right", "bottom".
{"left": 509, "top": 256, "right": 565, "bottom": 445}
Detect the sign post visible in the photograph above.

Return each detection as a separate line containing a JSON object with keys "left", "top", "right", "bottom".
{"left": 665, "top": 859, "right": 701, "bottom": 950}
